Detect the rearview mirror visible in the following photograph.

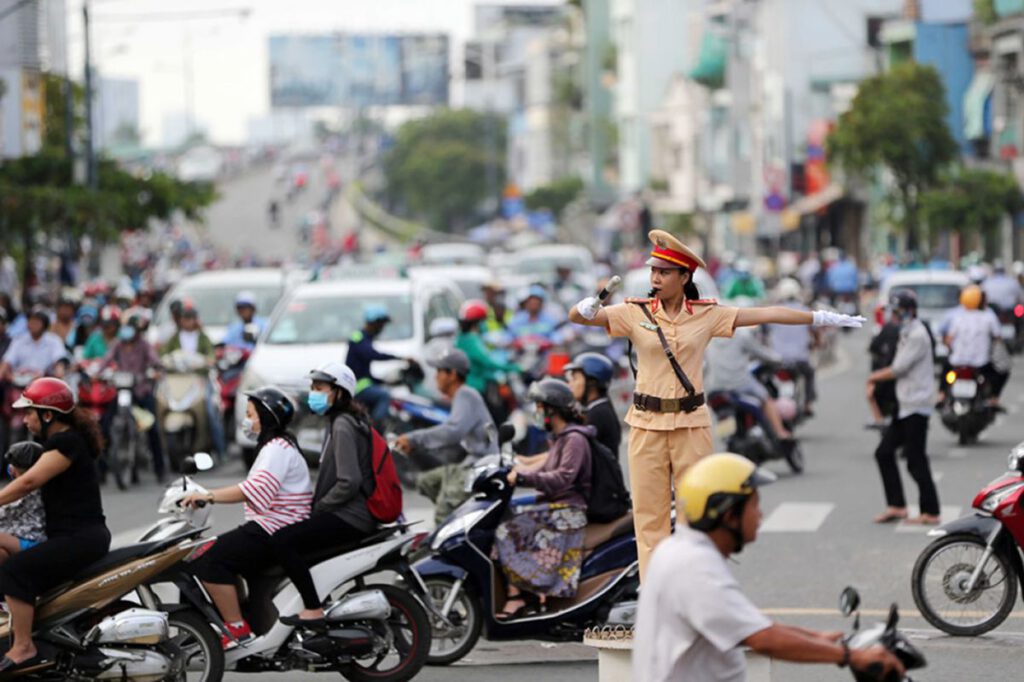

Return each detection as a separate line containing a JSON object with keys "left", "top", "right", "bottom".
{"left": 498, "top": 423, "right": 516, "bottom": 446}
{"left": 193, "top": 452, "right": 215, "bottom": 472}
{"left": 838, "top": 587, "right": 860, "bottom": 617}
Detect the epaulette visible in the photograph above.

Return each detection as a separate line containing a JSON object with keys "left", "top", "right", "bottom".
{"left": 624, "top": 297, "right": 655, "bottom": 304}
{"left": 684, "top": 298, "right": 718, "bottom": 315}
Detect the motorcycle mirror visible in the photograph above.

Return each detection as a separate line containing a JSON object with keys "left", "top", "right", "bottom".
{"left": 885, "top": 603, "right": 899, "bottom": 632}
{"left": 193, "top": 452, "right": 215, "bottom": 472}
{"left": 498, "top": 423, "right": 516, "bottom": 446}
{"left": 838, "top": 587, "right": 860, "bottom": 617}
{"left": 180, "top": 456, "right": 198, "bottom": 476}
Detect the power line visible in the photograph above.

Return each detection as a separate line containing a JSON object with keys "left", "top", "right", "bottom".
{"left": 92, "top": 7, "right": 251, "bottom": 23}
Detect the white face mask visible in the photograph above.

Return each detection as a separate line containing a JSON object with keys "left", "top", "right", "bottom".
{"left": 241, "top": 417, "right": 259, "bottom": 440}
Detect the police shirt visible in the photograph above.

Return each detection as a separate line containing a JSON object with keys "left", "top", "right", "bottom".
{"left": 634, "top": 525, "right": 771, "bottom": 682}
{"left": 604, "top": 299, "right": 737, "bottom": 430}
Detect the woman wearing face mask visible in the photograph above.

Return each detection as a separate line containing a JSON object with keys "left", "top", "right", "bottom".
{"left": 182, "top": 386, "right": 311, "bottom": 647}
{"left": 493, "top": 378, "right": 593, "bottom": 621}
{"left": 0, "top": 378, "right": 109, "bottom": 671}
{"left": 271, "top": 361, "right": 378, "bottom": 625}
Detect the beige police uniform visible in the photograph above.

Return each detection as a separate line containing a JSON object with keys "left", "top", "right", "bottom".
{"left": 605, "top": 297, "right": 738, "bottom": 579}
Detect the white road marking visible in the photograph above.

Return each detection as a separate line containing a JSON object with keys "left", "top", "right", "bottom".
{"left": 760, "top": 502, "right": 834, "bottom": 533}
{"left": 895, "top": 505, "right": 962, "bottom": 532}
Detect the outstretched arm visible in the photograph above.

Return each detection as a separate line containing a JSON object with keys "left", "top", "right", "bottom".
{"left": 735, "top": 307, "right": 813, "bottom": 328}
{"left": 568, "top": 303, "right": 609, "bottom": 328}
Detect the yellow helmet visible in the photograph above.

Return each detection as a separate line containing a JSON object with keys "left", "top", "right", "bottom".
{"left": 960, "top": 285, "right": 983, "bottom": 310}
{"left": 680, "top": 453, "right": 776, "bottom": 530}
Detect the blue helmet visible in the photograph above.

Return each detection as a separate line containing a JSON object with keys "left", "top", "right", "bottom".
{"left": 363, "top": 304, "right": 391, "bottom": 324}
{"left": 564, "top": 352, "right": 614, "bottom": 387}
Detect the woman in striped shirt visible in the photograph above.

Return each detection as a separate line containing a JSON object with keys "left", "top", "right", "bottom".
{"left": 183, "top": 386, "right": 311, "bottom": 647}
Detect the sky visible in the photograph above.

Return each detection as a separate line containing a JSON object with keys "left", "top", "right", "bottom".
{"left": 66, "top": 0, "right": 561, "bottom": 147}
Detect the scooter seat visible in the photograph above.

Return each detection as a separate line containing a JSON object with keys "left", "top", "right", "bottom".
{"left": 253, "top": 525, "right": 402, "bottom": 580}
{"left": 583, "top": 513, "right": 633, "bottom": 552}
{"left": 69, "top": 536, "right": 181, "bottom": 582}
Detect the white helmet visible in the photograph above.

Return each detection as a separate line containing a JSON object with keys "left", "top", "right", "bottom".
{"left": 775, "top": 278, "right": 802, "bottom": 301}
{"left": 308, "top": 361, "right": 356, "bottom": 396}
{"left": 967, "top": 264, "right": 987, "bottom": 284}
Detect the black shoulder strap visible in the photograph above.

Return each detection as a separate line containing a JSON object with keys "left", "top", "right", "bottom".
{"left": 633, "top": 303, "right": 697, "bottom": 396}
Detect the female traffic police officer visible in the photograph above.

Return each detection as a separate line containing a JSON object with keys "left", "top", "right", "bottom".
{"left": 569, "top": 230, "right": 864, "bottom": 579}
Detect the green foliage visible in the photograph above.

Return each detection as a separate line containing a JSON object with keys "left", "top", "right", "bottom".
{"left": 524, "top": 176, "right": 584, "bottom": 217}
{"left": 42, "top": 73, "right": 84, "bottom": 156}
{"left": 828, "top": 62, "right": 958, "bottom": 248}
{"left": 382, "top": 109, "right": 506, "bottom": 230}
{"left": 974, "top": 0, "right": 997, "bottom": 24}
{"left": 920, "top": 167, "right": 1023, "bottom": 239}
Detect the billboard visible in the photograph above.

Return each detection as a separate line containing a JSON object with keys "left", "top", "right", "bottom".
{"left": 269, "top": 34, "right": 449, "bottom": 108}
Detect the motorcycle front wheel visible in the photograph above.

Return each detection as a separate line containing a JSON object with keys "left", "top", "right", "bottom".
{"left": 339, "top": 584, "right": 430, "bottom": 682}
{"left": 911, "top": 533, "right": 1017, "bottom": 636}
{"left": 167, "top": 609, "right": 225, "bottom": 681}
{"left": 109, "top": 414, "right": 136, "bottom": 491}
{"left": 423, "top": 577, "right": 482, "bottom": 666}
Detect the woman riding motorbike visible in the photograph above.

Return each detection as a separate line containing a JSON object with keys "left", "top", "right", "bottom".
{"left": 0, "top": 378, "right": 110, "bottom": 672}
{"left": 271, "top": 361, "right": 378, "bottom": 625}
{"left": 182, "top": 386, "right": 312, "bottom": 647}
{"left": 494, "top": 378, "right": 593, "bottom": 620}
{"left": 455, "top": 300, "right": 520, "bottom": 421}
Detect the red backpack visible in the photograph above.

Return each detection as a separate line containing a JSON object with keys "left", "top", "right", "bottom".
{"left": 365, "top": 427, "right": 403, "bottom": 523}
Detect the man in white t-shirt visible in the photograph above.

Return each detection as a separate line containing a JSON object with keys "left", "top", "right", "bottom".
{"left": 946, "top": 285, "right": 1003, "bottom": 407}
{"left": 634, "top": 454, "right": 902, "bottom": 682}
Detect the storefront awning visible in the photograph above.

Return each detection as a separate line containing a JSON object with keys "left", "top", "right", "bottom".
{"left": 689, "top": 30, "right": 726, "bottom": 89}
{"left": 963, "top": 70, "right": 995, "bottom": 141}
{"left": 789, "top": 183, "right": 843, "bottom": 216}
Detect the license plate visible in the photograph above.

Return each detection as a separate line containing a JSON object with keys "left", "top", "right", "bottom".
{"left": 117, "top": 390, "right": 133, "bottom": 408}
{"left": 951, "top": 380, "right": 977, "bottom": 399}
{"left": 777, "top": 382, "right": 795, "bottom": 399}
{"left": 1002, "top": 324, "right": 1015, "bottom": 340}
{"left": 715, "top": 416, "right": 737, "bottom": 438}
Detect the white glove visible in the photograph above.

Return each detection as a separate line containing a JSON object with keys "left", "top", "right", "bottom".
{"left": 813, "top": 310, "right": 866, "bottom": 328}
{"left": 575, "top": 296, "right": 602, "bottom": 321}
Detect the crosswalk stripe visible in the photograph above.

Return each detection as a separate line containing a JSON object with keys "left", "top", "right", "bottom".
{"left": 894, "top": 505, "right": 962, "bottom": 532}
{"left": 760, "top": 502, "right": 834, "bottom": 533}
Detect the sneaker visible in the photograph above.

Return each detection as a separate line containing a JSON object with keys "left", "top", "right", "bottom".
{"left": 220, "top": 621, "right": 254, "bottom": 650}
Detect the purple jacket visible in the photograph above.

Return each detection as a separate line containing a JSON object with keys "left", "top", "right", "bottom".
{"left": 519, "top": 424, "right": 594, "bottom": 508}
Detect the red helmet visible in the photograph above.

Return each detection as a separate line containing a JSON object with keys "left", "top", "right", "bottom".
{"left": 459, "top": 300, "right": 489, "bottom": 323}
{"left": 14, "top": 377, "right": 75, "bottom": 414}
{"left": 100, "top": 305, "right": 121, "bottom": 324}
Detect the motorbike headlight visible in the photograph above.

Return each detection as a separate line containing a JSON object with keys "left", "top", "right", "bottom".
{"left": 1009, "top": 445, "right": 1024, "bottom": 472}
{"left": 430, "top": 508, "right": 488, "bottom": 551}
{"left": 980, "top": 482, "right": 1024, "bottom": 512}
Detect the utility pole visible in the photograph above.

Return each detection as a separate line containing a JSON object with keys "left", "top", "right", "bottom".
{"left": 83, "top": 0, "right": 97, "bottom": 190}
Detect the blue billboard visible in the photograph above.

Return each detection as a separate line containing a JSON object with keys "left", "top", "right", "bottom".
{"left": 269, "top": 33, "right": 449, "bottom": 108}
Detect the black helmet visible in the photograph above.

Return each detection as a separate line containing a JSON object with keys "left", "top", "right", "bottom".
{"left": 527, "top": 378, "right": 577, "bottom": 412}
{"left": 244, "top": 386, "right": 296, "bottom": 429}
{"left": 4, "top": 441, "right": 43, "bottom": 471}
{"left": 28, "top": 306, "right": 51, "bottom": 329}
{"left": 889, "top": 289, "right": 918, "bottom": 313}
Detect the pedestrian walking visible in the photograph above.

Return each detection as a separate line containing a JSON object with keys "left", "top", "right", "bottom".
{"left": 868, "top": 290, "right": 941, "bottom": 525}
{"left": 569, "top": 229, "right": 865, "bottom": 579}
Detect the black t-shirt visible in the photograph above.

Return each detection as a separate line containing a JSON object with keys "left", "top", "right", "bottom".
{"left": 586, "top": 398, "right": 622, "bottom": 456}
{"left": 42, "top": 430, "right": 106, "bottom": 536}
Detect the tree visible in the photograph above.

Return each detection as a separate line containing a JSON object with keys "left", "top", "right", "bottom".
{"left": 382, "top": 109, "right": 506, "bottom": 231}
{"left": 524, "top": 176, "right": 584, "bottom": 218}
{"left": 828, "top": 62, "right": 958, "bottom": 252}
{"left": 920, "top": 167, "right": 1023, "bottom": 254}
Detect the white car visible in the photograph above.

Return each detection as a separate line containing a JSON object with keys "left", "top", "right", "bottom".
{"left": 874, "top": 269, "right": 968, "bottom": 359}
{"left": 235, "top": 277, "right": 463, "bottom": 457}
{"left": 406, "top": 265, "right": 493, "bottom": 300}
{"left": 622, "top": 266, "right": 721, "bottom": 301}
{"left": 150, "top": 268, "right": 307, "bottom": 346}
{"left": 420, "top": 242, "right": 486, "bottom": 266}
{"left": 505, "top": 244, "right": 597, "bottom": 292}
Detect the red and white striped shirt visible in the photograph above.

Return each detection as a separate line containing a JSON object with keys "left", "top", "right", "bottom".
{"left": 239, "top": 438, "right": 312, "bottom": 534}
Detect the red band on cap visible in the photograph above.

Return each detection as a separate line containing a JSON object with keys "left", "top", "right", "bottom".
{"left": 650, "top": 246, "right": 698, "bottom": 271}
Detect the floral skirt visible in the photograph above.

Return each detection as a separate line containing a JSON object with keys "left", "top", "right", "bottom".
{"left": 492, "top": 502, "right": 588, "bottom": 598}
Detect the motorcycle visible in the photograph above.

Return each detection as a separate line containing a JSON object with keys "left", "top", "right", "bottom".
{"left": 837, "top": 587, "right": 926, "bottom": 681}
{"left": 938, "top": 366, "right": 995, "bottom": 445}
{"left": 911, "top": 440, "right": 1024, "bottom": 636}
{"left": 993, "top": 304, "right": 1023, "bottom": 355}
{"left": 707, "top": 388, "right": 805, "bottom": 473}
{"left": 106, "top": 368, "right": 155, "bottom": 491}
{"left": 414, "top": 424, "right": 639, "bottom": 666}
{"left": 755, "top": 362, "right": 812, "bottom": 428}
{"left": 0, "top": 527, "right": 217, "bottom": 679}
{"left": 157, "top": 351, "right": 212, "bottom": 471}
{"left": 135, "top": 454, "right": 434, "bottom": 681}
{"left": 214, "top": 344, "right": 251, "bottom": 441}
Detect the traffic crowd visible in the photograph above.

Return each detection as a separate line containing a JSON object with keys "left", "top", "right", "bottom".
{"left": 0, "top": 221, "right": 1021, "bottom": 679}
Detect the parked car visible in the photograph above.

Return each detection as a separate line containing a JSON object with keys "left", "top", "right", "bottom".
{"left": 874, "top": 269, "right": 968, "bottom": 361}
{"left": 235, "top": 277, "right": 463, "bottom": 459}
{"left": 150, "top": 268, "right": 307, "bottom": 346}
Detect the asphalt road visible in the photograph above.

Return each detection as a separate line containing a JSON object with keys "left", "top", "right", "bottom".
{"left": 89, "top": 328, "right": 1024, "bottom": 680}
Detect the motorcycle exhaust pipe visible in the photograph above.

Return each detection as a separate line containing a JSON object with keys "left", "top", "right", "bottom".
{"left": 325, "top": 590, "right": 391, "bottom": 622}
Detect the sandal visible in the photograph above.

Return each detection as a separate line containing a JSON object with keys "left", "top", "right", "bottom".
{"left": 0, "top": 653, "right": 45, "bottom": 674}
{"left": 873, "top": 510, "right": 908, "bottom": 524}
{"left": 495, "top": 598, "right": 528, "bottom": 621}
{"left": 904, "top": 515, "right": 940, "bottom": 525}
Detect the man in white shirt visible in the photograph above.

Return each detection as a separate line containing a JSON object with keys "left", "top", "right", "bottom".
{"left": 0, "top": 308, "right": 68, "bottom": 380}
{"left": 946, "top": 285, "right": 1003, "bottom": 407}
{"left": 634, "top": 453, "right": 901, "bottom": 682}
{"left": 981, "top": 262, "right": 1022, "bottom": 312}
